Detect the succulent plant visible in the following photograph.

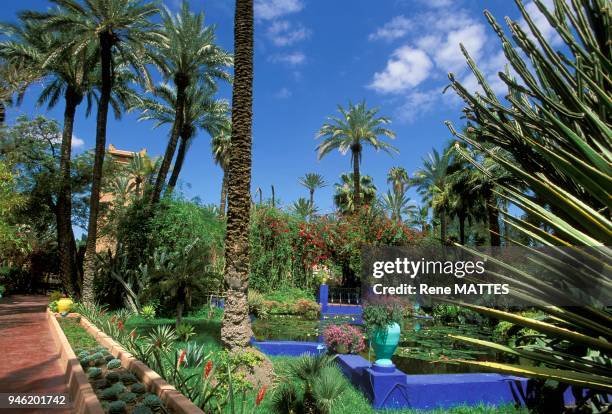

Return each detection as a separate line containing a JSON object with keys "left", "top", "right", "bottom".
{"left": 107, "top": 359, "right": 122, "bottom": 370}
{"left": 79, "top": 356, "right": 92, "bottom": 368}
{"left": 130, "top": 383, "right": 146, "bottom": 394}
{"left": 93, "top": 378, "right": 109, "bottom": 390}
{"left": 110, "top": 383, "right": 126, "bottom": 394}
{"left": 108, "top": 400, "right": 127, "bottom": 414}
{"left": 119, "top": 372, "right": 137, "bottom": 385}
{"left": 142, "top": 394, "right": 161, "bottom": 408}
{"left": 132, "top": 405, "right": 153, "bottom": 414}
{"left": 91, "top": 352, "right": 104, "bottom": 359}
{"left": 95, "top": 358, "right": 106, "bottom": 366}
{"left": 100, "top": 387, "right": 119, "bottom": 401}
{"left": 106, "top": 371, "right": 120, "bottom": 383}
{"left": 119, "top": 392, "right": 137, "bottom": 403}
{"left": 87, "top": 367, "right": 102, "bottom": 379}
{"left": 77, "top": 351, "right": 90, "bottom": 359}
{"left": 105, "top": 354, "right": 115, "bottom": 362}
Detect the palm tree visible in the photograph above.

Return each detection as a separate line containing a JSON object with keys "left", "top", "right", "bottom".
{"left": 221, "top": 0, "right": 254, "bottom": 351}
{"left": 412, "top": 148, "right": 452, "bottom": 242}
{"left": 316, "top": 101, "right": 397, "bottom": 209}
{"left": 0, "top": 18, "right": 100, "bottom": 297}
{"left": 148, "top": 1, "right": 231, "bottom": 205}
{"left": 291, "top": 197, "right": 316, "bottom": 220}
{"left": 298, "top": 173, "right": 326, "bottom": 220}
{"left": 32, "top": 0, "right": 162, "bottom": 303}
{"left": 379, "top": 190, "right": 416, "bottom": 223}
{"left": 0, "top": 59, "right": 40, "bottom": 125}
{"left": 333, "top": 173, "right": 377, "bottom": 214}
{"left": 387, "top": 166, "right": 409, "bottom": 197}
{"left": 134, "top": 82, "right": 229, "bottom": 192}
{"left": 211, "top": 120, "right": 231, "bottom": 217}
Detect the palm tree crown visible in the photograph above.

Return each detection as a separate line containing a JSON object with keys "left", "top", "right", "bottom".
{"left": 333, "top": 172, "right": 377, "bottom": 214}
{"left": 387, "top": 166, "right": 409, "bottom": 196}
{"left": 316, "top": 100, "right": 397, "bottom": 209}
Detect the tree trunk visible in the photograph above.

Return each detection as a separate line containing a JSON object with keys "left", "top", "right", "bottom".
{"left": 352, "top": 150, "right": 361, "bottom": 209}
{"left": 57, "top": 87, "right": 82, "bottom": 297}
{"left": 271, "top": 185, "right": 275, "bottom": 207}
{"left": 0, "top": 101, "right": 5, "bottom": 125}
{"left": 221, "top": 0, "right": 254, "bottom": 351}
{"left": 150, "top": 76, "right": 188, "bottom": 205}
{"left": 487, "top": 194, "right": 501, "bottom": 246}
{"left": 176, "top": 285, "right": 185, "bottom": 328}
{"left": 82, "top": 32, "right": 113, "bottom": 304}
{"left": 219, "top": 171, "right": 228, "bottom": 218}
{"left": 309, "top": 189, "right": 314, "bottom": 221}
{"left": 440, "top": 210, "right": 447, "bottom": 243}
{"left": 166, "top": 132, "right": 190, "bottom": 193}
{"left": 459, "top": 211, "right": 466, "bottom": 245}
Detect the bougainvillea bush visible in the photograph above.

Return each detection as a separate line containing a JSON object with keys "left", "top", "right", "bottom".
{"left": 323, "top": 323, "right": 366, "bottom": 354}
{"left": 250, "top": 206, "right": 423, "bottom": 293}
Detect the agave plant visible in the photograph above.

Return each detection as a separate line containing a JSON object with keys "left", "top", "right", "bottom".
{"left": 443, "top": 0, "right": 612, "bottom": 409}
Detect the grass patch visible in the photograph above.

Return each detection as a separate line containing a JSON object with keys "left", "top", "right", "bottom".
{"left": 58, "top": 317, "right": 98, "bottom": 350}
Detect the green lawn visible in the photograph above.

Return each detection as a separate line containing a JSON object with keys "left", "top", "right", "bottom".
{"left": 58, "top": 317, "right": 99, "bottom": 350}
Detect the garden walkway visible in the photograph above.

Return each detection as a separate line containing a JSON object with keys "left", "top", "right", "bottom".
{"left": 0, "top": 295, "right": 71, "bottom": 413}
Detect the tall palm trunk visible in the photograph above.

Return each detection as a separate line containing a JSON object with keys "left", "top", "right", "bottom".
{"left": 458, "top": 211, "right": 466, "bottom": 245}
{"left": 309, "top": 189, "right": 315, "bottom": 220}
{"left": 487, "top": 194, "right": 501, "bottom": 246}
{"left": 82, "top": 32, "right": 114, "bottom": 303}
{"left": 57, "top": 87, "right": 82, "bottom": 297}
{"left": 221, "top": 0, "right": 254, "bottom": 351}
{"left": 0, "top": 101, "right": 5, "bottom": 125}
{"left": 150, "top": 76, "right": 188, "bottom": 205}
{"left": 440, "top": 209, "right": 447, "bottom": 243}
{"left": 352, "top": 149, "right": 361, "bottom": 209}
{"left": 219, "top": 171, "right": 228, "bottom": 217}
{"left": 167, "top": 132, "right": 190, "bottom": 192}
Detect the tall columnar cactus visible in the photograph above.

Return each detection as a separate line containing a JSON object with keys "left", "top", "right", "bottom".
{"left": 444, "top": 0, "right": 611, "bottom": 403}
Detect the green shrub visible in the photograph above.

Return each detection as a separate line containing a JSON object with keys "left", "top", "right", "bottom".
{"left": 49, "top": 290, "right": 63, "bottom": 302}
{"left": 49, "top": 301, "right": 58, "bottom": 313}
{"left": 292, "top": 299, "right": 320, "bottom": 320}
{"left": 247, "top": 290, "right": 268, "bottom": 319}
{"left": 140, "top": 305, "right": 156, "bottom": 320}
{"left": 175, "top": 323, "right": 196, "bottom": 342}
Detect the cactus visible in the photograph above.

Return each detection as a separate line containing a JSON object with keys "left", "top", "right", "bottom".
{"left": 119, "top": 392, "right": 137, "bottom": 403}
{"left": 79, "top": 356, "right": 92, "bottom": 368}
{"left": 93, "top": 378, "right": 109, "bottom": 390}
{"left": 105, "top": 354, "right": 115, "bottom": 362}
{"left": 130, "top": 383, "right": 146, "bottom": 394}
{"left": 91, "top": 352, "right": 104, "bottom": 359}
{"left": 106, "top": 371, "right": 120, "bottom": 383}
{"left": 101, "top": 387, "right": 119, "bottom": 401}
{"left": 142, "top": 394, "right": 161, "bottom": 409}
{"left": 77, "top": 351, "right": 90, "bottom": 359}
{"left": 107, "top": 359, "right": 122, "bottom": 370}
{"left": 132, "top": 405, "right": 153, "bottom": 414}
{"left": 119, "top": 372, "right": 137, "bottom": 385}
{"left": 108, "top": 400, "right": 127, "bottom": 414}
{"left": 95, "top": 358, "right": 106, "bottom": 367}
{"left": 87, "top": 367, "right": 102, "bottom": 379}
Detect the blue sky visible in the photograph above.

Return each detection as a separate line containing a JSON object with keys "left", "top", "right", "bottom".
{"left": 1, "top": 0, "right": 560, "bottom": 218}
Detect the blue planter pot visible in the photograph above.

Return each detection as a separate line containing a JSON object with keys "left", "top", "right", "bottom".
{"left": 371, "top": 322, "right": 401, "bottom": 367}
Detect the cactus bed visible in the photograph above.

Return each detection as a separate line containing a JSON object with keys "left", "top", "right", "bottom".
{"left": 57, "top": 318, "right": 170, "bottom": 414}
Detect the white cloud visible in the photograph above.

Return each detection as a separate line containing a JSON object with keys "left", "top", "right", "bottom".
{"left": 369, "top": 46, "right": 432, "bottom": 94}
{"left": 274, "top": 87, "right": 292, "bottom": 98}
{"left": 72, "top": 134, "right": 85, "bottom": 149}
{"left": 268, "top": 51, "right": 306, "bottom": 65}
{"left": 369, "top": 15, "right": 411, "bottom": 41}
{"left": 431, "top": 24, "right": 487, "bottom": 73}
{"left": 396, "top": 89, "right": 441, "bottom": 123}
{"left": 519, "top": 0, "right": 563, "bottom": 47}
{"left": 255, "top": 0, "right": 303, "bottom": 20}
{"left": 267, "top": 20, "right": 311, "bottom": 46}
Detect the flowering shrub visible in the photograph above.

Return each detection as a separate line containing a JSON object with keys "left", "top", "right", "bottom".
{"left": 323, "top": 323, "right": 366, "bottom": 354}
{"left": 250, "top": 206, "right": 423, "bottom": 292}
{"left": 292, "top": 299, "right": 320, "bottom": 320}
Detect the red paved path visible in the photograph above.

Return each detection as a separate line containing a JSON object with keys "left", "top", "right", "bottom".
{"left": 0, "top": 295, "right": 71, "bottom": 413}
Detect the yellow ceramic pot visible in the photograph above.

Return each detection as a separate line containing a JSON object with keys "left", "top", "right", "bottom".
{"left": 57, "top": 298, "right": 73, "bottom": 313}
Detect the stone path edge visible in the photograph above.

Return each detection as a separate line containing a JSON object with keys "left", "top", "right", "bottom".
{"left": 47, "top": 311, "right": 105, "bottom": 414}
{"left": 77, "top": 315, "right": 205, "bottom": 414}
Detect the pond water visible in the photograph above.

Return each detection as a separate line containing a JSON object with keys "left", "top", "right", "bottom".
{"left": 252, "top": 315, "right": 503, "bottom": 375}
